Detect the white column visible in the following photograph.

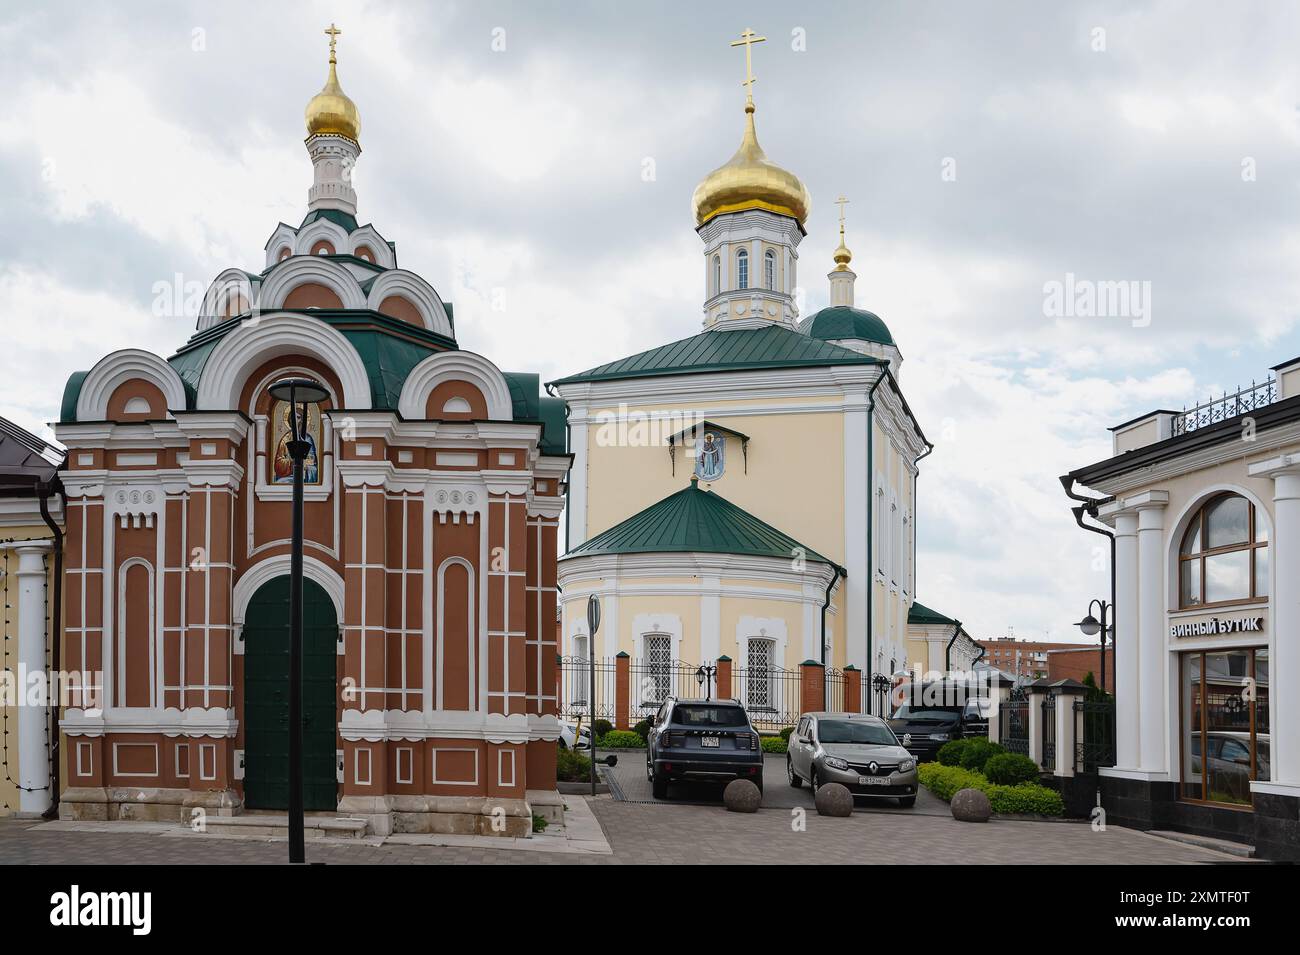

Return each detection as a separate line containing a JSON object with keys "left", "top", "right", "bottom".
{"left": 13, "top": 541, "right": 54, "bottom": 816}
{"left": 1249, "top": 459, "right": 1300, "bottom": 791}
{"left": 1136, "top": 496, "right": 1168, "bottom": 773}
{"left": 843, "top": 389, "right": 870, "bottom": 671}
{"left": 1113, "top": 510, "right": 1140, "bottom": 769}
{"left": 567, "top": 416, "right": 588, "bottom": 547}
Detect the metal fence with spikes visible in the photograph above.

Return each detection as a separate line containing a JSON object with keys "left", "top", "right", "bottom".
{"left": 1172, "top": 378, "right": 1278, "bottom": 436}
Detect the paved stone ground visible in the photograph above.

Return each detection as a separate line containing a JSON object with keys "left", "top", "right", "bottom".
{"left": 0, "top": 753, "right": 1245, "bottom": 865}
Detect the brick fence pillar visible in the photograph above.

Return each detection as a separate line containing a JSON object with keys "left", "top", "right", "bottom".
{"left": 843, "top": 665, "right": 861, "bottom": 714}
{"left": 800, "top": 660, "right": 825, "bottom": 714}
{"left": 614, "top": 652, "right": 630, "bottom": 730}
{"left": 716, "top": 655, "right": 733, "bottom": 701}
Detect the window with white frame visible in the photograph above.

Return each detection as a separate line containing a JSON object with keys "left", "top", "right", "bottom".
{"left": 736, "top": 248, "right": 749, "bottom": 289}
{"left": 764, "top": 249, "right": 776, "bottom": 290}
{"left": 712, "top": 254, "right": 721, "bottom": 295}
{"left": 746, "top": 638, "right": 776, "bottom": 712}
{"left": 644, "top": 634, "right": 672, "bottom": 704}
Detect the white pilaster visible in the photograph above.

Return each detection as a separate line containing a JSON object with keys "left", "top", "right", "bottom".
{"left": 1136, "top": 493, "right": 1169, "bottom": 773}
{"left": 700, "top": 580, "right": 721, "bottom": 662}
{"left": 1113, "top": 510, "right": 1140, "bottom": 769}
{"left": 12, "top": 540, "right": 54, "bottom": 816}
{"left": 843, "top": 389, "right": 870, "bottom": 670}
{"left": 1249, "top": 457, "right": 1300, "bottom": 793}
{"left": 568, "top": 418, "right": 588, "bottom": 547}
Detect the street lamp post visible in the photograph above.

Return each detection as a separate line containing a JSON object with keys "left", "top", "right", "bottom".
{"left": 585, "top": 596, "right": 600, "bottom": 798}
{"left": 695, "top": 664, "right": 718, "bottom": 699}
{"left": 268, "top": 376, "right": 329, "bottom": 865}
{"left": 1074, "top": 599, "right": 1112, "bottom": 695}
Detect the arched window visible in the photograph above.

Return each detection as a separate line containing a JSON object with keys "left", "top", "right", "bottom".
{"left": 745, "top": 638, "right": 776, "bottom": 713}
{"left": 764, "top": 249, "right": 776, "bottom": 290}
{"left": 736, "top": 248, "right": 749, "bottom": 289}
{"left": 1179, "top": 493, "right": 1268, "bottom": 608}
{"left": 712, "top": 254, "right": 721, "bottom": 295}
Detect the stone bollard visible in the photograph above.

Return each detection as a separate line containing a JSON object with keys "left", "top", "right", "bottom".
{"left": 814, "top": 782, "right": 854, "bottom": 817}
{"left": 951, "top": 787, "right": 992, "bottom": 822}
{"left": 723, "top": 779, "right": 762, "bottom": 813}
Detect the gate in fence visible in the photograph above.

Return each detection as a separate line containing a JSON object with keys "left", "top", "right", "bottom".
{"left": 1001, "top": 686, "right": 1030, "bottom": 756}
{"left": 1041, "top": 693, "right": 1057, "bottom": 772}
{"left": 1073, "top": 698, "right": 1116, "bottom": 773}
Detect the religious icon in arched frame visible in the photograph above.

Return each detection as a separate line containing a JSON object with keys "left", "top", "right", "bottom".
{"left": 270, "top": 399, "right": 322, "bottom": 485}
{"left": 695, "top": 430, "right": 725, "bottom": 481}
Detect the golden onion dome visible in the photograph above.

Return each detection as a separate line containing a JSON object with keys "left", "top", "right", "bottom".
{"left": 832, "top": 235, "right": 853, "bottom": 271}
{"left": 305, "top": 42, "right": 360, "bottom": 142}
{"left": 692, "top": 103, "right": 810, "bottom": 228}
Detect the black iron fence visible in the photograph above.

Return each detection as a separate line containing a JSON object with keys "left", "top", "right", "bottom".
{"left": 1173, "top": 378, "right": 1277, "bottom": 436}
{"left": 557, "top": 655, "right": 617, "bottom": 723}
{"left": 824, "top": 667, "right": 846, "bottom": 714}
{"left": 628, "top": 658, "right": 699, "bottom": 723}
{"left": 1073, "top": 698, "right": 1117, "bottom": 773}
{"left": 1001, "top": 688, "right": 1030, "bottom": 756}
{"left": 1041, "top": 694, "right": 1057, "bottom": 772}
{"left": 735, "top": 663, "right": 802, "bottom": 732}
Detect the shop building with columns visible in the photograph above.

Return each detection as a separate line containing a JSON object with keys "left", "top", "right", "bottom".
{"left": 0, "top": 417, "right": 64, "bottom": 818}
{"left": 1066, "top": 354, "right": 1300, "bottom": 860}
{"left": 50, "top": 32, "right": 570, "bottom": 836}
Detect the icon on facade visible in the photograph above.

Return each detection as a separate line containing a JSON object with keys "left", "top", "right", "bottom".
{"left": 695, "top": 431, "right": 725, "bottom": 481}
{"left": 271, "top": 399, "right": 322, "bottom": 484}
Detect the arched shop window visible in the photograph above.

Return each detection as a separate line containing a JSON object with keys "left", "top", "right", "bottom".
{"left": 1178, "top": 493, "right": 1268, "bottom": 608}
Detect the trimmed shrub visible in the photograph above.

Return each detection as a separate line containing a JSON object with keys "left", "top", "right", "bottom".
{"left": 984, "top": 752, "right": 1039, "bottom": 786}
{"left": 936, "top": 738, "right": 972, "bottom": 767}
{"left": 592, "top": 719, "right": 614, "bottom": 741}
{"left": 958, "top": 739, "right": 1005, "bottom": 773}
{"left": 599, "top": 729, "right": 645, "bottom": 749}
{"left": 779, "top": 726, "right": 796, "bottom": 741}
{"left": 556, "top": 747, "right": 592, "bottom": 782}
{"left": 917, "top": 762, "right": 1063, "bottom": 817}
{"left": 761, "top": 736, "right": 788, "bottom": 754}
{"left": 632, "top": 719, "right": 651, "bottom": 743}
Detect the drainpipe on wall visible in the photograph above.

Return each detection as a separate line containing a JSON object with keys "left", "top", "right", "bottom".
{"left": 1060, "top": 475, "right": 1116, "bottom": 694}
{"left": 819, "top": 566, "right": 842, "bottom": 668}
{"left": 35, "top": 478, "right": 64, "bottom": 821}
{"left": 944, "top": 620, "right": 965, "bottom": 672}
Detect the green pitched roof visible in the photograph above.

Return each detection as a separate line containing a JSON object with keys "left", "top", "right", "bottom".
{"left": 300, "top": 208, "right": 360, "bottom": 232}
{"left": 549, "top": 324, "right": 880, "bottom": 387}
{"left": 565, "top": 479, "right": 843, "bottom": 573}
{"left": 908, "top": 601, "right": 958, "bottom": 626}
{"left": 804, "top": 306, "right": 894, "bottom": 347}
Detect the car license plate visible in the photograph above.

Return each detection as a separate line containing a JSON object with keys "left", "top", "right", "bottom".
{"left": 858, "top": 776, "right": 889, "bottom": 786}
{"left": 701, "top": 736, "right": 719, "bottom": 748}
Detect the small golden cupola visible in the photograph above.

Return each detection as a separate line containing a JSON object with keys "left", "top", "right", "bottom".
{"left": 305, "top": 23, "right": 360, "bottom": 143}
{"left": 696, "top": 29, "right": 809, "bottom": 332}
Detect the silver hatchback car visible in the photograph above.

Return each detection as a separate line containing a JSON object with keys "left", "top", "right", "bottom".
{"left": 786, "top": 712, "right": 919, "bottom": 806}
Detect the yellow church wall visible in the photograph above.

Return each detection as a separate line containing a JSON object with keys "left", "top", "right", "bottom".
{"left": 720, "top": 594, "right": 807, "bottom": 669}
{"left": 584, "top": 406, "right": 847, "bottom": 565}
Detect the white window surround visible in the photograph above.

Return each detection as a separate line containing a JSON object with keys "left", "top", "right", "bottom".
{"left": 249, "top": 366, "right": 338, "bottom": 503}
{"left": 1163, "top": 482, "right": 1275, "bottom": 617}
{"left": 737, "top": 616, "right": 790, "bottom": 670}
{"left": 631, "top": 613, "right": 683, "bottom": 664}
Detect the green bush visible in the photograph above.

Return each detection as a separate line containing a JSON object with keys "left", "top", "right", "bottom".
{"left": 984, "top": 752, "right": 1039, "bottom": 786}
{"left": 599, "top": 729, "right": 645, "bottom": 749}
{"left": 531, "top": 813, "right": 549, "bottom": 833}
{"left": 592, "top": 719, "right": 613, "bottom": 741}
{"left": 779, "top": 726, "right": 795, "bottom": 741}
{"left": 936, "top": 738, "right": 972, "bottom": 766}
{"left": 632, "top": 719, "right": 651, "bottom": 742}
{"left": 958, "top": 739, "right": 1004, "bottom": 773}
{"left": 556, "top": 746, "right": 592, "bottom": 782}
{"left": 761, "top": 736, "right": 788, "bottom": 754}
{"left": 917, "top": 762, "right": 1063, "bottom": 817}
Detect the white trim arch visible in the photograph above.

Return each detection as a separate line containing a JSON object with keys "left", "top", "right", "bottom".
{"left": 350, "top": 226, "right": 395, "bottom": 269}
{"left": 258, "top": 256, "right": 367, "bottom": 312}
{"left": 435, "top": 556, "right": 477, "bottom": 710}
{"left": 198, "top": 268, "right": 256, "bottom": 331}
{"left": 232, "top": 553, "right": 345, "bottom": 655}
{"left": 76, "top": 348, "right": 187, "bottom": 421}
{"left": 262, "top": 223, "right": 299, "bottom": 267}
{"left": 1166, "top": 483, "right": 1275, "bottom": 611}
{"left": 398, "top": 350, "right": 513, "bottom": 421}
{"left": 195, "top": 312, "right": 372, "bottom": 411}
{"left": 294, "top": 218, "right": 350, "bottom": 258}
{"left": 116, "top": 556, "right": 158, "bottom": 708}
{"left": 366, "top": 269, "right": 453, "bottom": 337}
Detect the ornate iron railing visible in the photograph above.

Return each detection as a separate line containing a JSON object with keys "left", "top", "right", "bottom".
{"left": 1073, "top": 698, "right": 1116, "bottom": 773}
{"left": 557, "top": 655, "right": 617, "bottom": 723}
{"left": 1001, "top": 688, "right": 1030, "bottom": 756}
{"left": 1041, "top": 694, "right": 1057, "bottom": 772}
{"left": 1173, "top": 378, "right": 1278, "bottom": 436}
{"left": 735, "top": 664, "right": 802, "bottom": 732}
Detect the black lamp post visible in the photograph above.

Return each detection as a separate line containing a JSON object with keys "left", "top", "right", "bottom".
{"left": 267, "top": 376, "right": 329, "bottom": 865}
{"left": 695, "top": 664, "right": 718, "bottom": 699}
{"left": 1074, "top": 598, "right": 1111, "bottom": 696}
{"left": 871, "top": 673, "right": 892, "bottom": 717}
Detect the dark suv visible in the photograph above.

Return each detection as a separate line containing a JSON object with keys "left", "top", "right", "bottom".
{"left": 886, "top": 702, "right": 968, "bottom": 762}
{"left": 645, "top": 698, "right": 763, "bottom": 799}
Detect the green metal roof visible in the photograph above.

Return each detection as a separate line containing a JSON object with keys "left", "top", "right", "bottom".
{"left": 908, "top": 601, "right": 958, "bottom": 626}
{"left": 300, "top": 208, "right": 360, "bottom": 232}
{"left": 549, "top": 324, "right": 880, "bottom": 387}
{"left": 537, "top": 396, "right": 567, "bottom": 456}
{"left": 804, "top": 306, "right": 894, "bottom": 347}
{"left": 564, "top": 479, "right": 843, "bottom": 573}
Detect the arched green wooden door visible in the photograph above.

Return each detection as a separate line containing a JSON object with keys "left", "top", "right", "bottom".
{"left": 243, "top": 576, "right": 338, "bottom": 811}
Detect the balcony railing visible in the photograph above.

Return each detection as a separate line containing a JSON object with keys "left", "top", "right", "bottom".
{"left": 1172, "top": 378, "right": 1278, "bottom": 436}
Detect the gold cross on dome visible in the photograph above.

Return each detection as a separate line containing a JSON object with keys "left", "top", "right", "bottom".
{"left": 325, "top": 23, "right": 342, "bottom": 62}
{"left": 835, "top": 195, "right": 850, "bottom": 233}
{"left": 730, "top": 28, "right": 767, "bottom": 103}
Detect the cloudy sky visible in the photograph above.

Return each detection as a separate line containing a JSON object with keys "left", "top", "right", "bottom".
{"left": 2, "top": 1, "right": 1298, "bottom": 643}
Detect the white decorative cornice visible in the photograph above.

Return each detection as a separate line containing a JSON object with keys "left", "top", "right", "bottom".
{"left": 338, "top": 708, "right": 537, "bottom": 743}
{"left": 59, "top": 707, "right": 238, "bottom": 738}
